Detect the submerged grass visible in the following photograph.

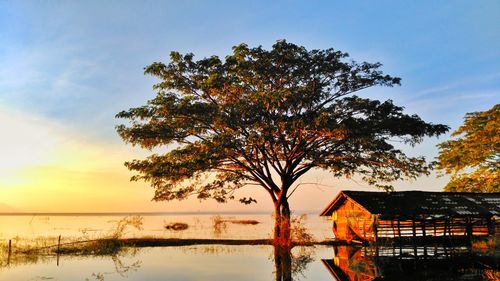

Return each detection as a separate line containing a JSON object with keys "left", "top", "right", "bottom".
{"left": 164, "top": 222, "right": 189, "bottom": 231}
{"left": 211, "top": 215, "right": 260, "bottom": 237}
{"left": 0, "top": 213, "right": 339, "bottom": 268}
{"left": 0, "top": 216, "right": 145, "bottom": 268}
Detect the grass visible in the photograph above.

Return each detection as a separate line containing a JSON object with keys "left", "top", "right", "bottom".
{"left": 5, "top": 214, "right": 497, "bottom": 270}
{"left": 0, "top": 213, "right": 339, "bottom": 267}
{"left": 0, "top": 236, "right": 344, "bottom": 269}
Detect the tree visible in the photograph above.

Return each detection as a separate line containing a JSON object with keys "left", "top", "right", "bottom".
{"left": 436, "top": 104, "right": 499, "bottom": 192}
{"left": 116, "top": 40, "right": 449, "bottom": 246}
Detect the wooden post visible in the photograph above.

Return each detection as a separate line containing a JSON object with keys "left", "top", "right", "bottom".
{"left": 397, "top": 219, "right": 402, "bottom": 239}
{"left": 7, "top": 239, "right": 11, "bottom": 265}
{"left": 465, "top": 218, "right": 473, "bottom": 245}
{"left": 412, "top": 219, "right": 417, "bottom": 240}
{"left": 373, "top": 216, "right": 379, "bottom": 257}
{"left": 421, "top": 220, "right": 427, "bottom": 256}
{"left": 487, "top": 217, "right": 495, "bottom": 235}
{"left": 391, "top": 219, "right": 395, "bottom": 239}
{"left": 443, "top": 219, "right": 448, "bottom": 238}
{"left": 412, "top": 219, "right": 417, "bottom": 258}
{"left": 57, "top": 235, "right": 61, "bottom": 266}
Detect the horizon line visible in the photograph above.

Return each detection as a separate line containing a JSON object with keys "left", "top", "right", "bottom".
{"left": 0, "top": 210, "right": 320, "bottom": 216}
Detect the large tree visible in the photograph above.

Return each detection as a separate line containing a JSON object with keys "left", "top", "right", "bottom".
{"left": 116, "top": 40, "right": 449, "bottom": 245}
{"left": 436, "top": 104, "right": 499, "bottom": 192}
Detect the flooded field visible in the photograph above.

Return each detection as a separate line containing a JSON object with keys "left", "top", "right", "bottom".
{"left": 0, "top": 244, "right": 498, "bottom": 280}
{"left": 0, "top": 214, "right": 498, "bottom": 280}
{"left": 0, "top": 213, "right": 331, "bottom": 241}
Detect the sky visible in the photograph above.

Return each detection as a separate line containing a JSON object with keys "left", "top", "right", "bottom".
{"left": 0, "top": 0, "right": 498, "bottom": 213}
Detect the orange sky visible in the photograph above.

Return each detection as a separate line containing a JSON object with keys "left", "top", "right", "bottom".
{"left": 0, "top": 106, "right": 450, "bottom": 213}
{"left": 3, "top": 1, "right": 496, "bottom": 213}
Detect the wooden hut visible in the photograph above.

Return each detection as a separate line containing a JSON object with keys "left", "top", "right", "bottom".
{"left": 320, "top": 191, "right": 500, "bottom": 243}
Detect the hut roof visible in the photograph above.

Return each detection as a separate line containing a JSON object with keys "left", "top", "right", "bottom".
{"left": 320, "top": 191, "right": 500, "bottom": 219}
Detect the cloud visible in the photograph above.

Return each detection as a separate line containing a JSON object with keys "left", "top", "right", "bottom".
{"left": 0, "top": 202, "right": 19, "bottom": 213}
{"left": 0, "top": 107, "right": 61, "bottom": 171}
{"left": 409, "top": 72, "right": 500, "bottom": 101}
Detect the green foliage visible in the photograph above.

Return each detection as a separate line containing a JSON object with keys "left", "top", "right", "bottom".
{"left": 116, "top": 40, "right": 448, "bottom": 206}
{"left": 437, "top": 104, "right": 499, "bottom": 192}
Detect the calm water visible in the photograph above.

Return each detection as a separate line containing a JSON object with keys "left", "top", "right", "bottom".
{"left": 1, "top": 245, "right": 498, "bottom": 280}
{"left": 0, "top": 213, "right": 331, "bottom": 241}
{"left": 0, "top": 245, "right": 332, "bottom": 280}
{"left": 0, "top": 214, "right": 498, "bottom": 280}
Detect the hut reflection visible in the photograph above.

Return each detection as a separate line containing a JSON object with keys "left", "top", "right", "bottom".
{"left": 322, "top": 245, "right": 499, "bottom": 281}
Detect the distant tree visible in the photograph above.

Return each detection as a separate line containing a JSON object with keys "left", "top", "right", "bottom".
{"left": 116, "top": 40, "right": 449, "bottom": 245}
{"left": 437, "top": 104, "right": 499, "bottom": 192}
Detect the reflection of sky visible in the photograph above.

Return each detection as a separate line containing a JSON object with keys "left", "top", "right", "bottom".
{"left": 0, "top": 1, "right": 499, "bottom": 212}
{"left": 0, "top": 245, "right": 336, "bottom": 280}
{"left": 1, "top": 244, "right": 494, "bottom": 280}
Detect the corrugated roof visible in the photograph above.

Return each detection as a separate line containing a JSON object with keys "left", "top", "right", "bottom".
{"left": 320, "top": 191, "right": 500, "bottom": 219}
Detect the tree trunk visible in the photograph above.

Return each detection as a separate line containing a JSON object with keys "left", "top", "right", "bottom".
{"left": 274, "top": 200, "right": 291, "bottom": 247}
{"left": 274, "top": 244, "right": 292, "bottom": 281}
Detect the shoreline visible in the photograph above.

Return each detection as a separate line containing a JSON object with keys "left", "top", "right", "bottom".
{"left": 0, "top": 211, "right": 320, "bottom": 217}
{"left": 117, "top": 238, "right": 346, "bottom": 247}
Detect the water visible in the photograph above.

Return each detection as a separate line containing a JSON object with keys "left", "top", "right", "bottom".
{"left": 0, "top": 214, "right": 498, "bottom": 280}
{"left": 0, "top": 245, "right": 333, "bottom": 280}
{"left": 0, "top": 213, "right": 332, "bottom": 241}
{"left": 1, "top": 245, "right": 498, "bottom": 280}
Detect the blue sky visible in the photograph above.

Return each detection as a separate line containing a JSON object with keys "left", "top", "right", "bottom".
{"left": 0, "top": 1, "right": 498, "bottom": 212}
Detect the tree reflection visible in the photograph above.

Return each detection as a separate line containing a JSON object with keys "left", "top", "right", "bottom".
{"left": 273, "top": 245, "right": 314, "bottom": 281}
{"left": 83, "top": 248, "right": 142, "bottom": 281}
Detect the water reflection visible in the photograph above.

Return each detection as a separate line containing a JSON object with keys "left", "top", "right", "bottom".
{"left": 1, "top": 243, "right": 498, "bottom": 280}
{"left": 84, "top": 250, "right": 142, "bottom": 281}
{"left": 274, "top": 245, "right": 316, "bottom": 281}
{"left": 322, "top": 245, "right": 499, "bottom": 281}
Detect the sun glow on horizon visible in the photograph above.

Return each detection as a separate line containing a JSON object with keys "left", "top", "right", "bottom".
{"left": 0, "top": 106, "right": 154, "bottom": 212}
{"left": 0, "top": 107, "right": 278, "bottom": 213}
{"left": 0, "top": 104, "right": 450, "bottom": 214}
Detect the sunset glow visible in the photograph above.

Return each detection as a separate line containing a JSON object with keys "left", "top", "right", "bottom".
{"left": 0, "top": 1, "right": 498, "bottom": 213}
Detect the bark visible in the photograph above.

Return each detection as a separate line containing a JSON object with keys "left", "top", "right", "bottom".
{"left": 274, "top": 199, "right": 291, "bottom": 247}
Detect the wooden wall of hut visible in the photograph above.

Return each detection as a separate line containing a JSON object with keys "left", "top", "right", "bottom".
{"left": 330, "top": 202, "right": 498, "bottom": 244}
{"left": 331, "top": 200, "right": 376, "bottom": 242}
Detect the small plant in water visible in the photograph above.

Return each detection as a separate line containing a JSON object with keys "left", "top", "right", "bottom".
{"left": 291, "top": 214, "right": 314, "bottom": 245}
{"left": 164, "top": 222, "right": 189, "bottom": 231}
{"left": 212, "top": 215, "right": 227, "bottom": 236}
{"left": 109, "top": 216, "right": 144, "bottom": 239}
{"left": 211, "top": 215, "right": 259, "bottom": 236}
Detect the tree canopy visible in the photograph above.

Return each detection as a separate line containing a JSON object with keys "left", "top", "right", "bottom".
{"left": 437, "top": 104, "right": 499, "bottom": 192}
{"left": 116, "top": 40, "right": 448, "bottom": 221}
